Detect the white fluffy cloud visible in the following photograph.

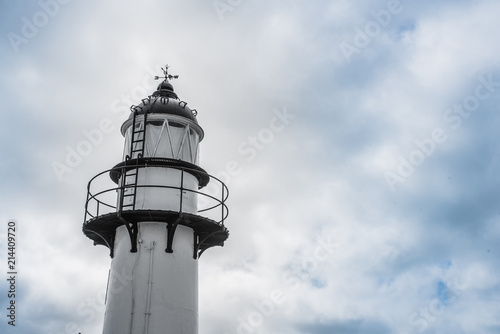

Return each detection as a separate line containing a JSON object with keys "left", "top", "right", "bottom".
{"left": 1, "top": 1, "right": 500, "bottom": 333}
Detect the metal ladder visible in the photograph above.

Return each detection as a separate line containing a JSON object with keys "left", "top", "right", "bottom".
{"left": 115, "top": 109, "right": 148, "bottom": 253}
{"left": 128, "top": 110, "right": 147, "bottom": 161}
{"left": 120, "top": 110, "right": 148, "bottom": 212}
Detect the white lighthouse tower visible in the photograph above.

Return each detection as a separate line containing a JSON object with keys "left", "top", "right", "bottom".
{"left": 83, "top": 65, "right": 229, "bottom": 334}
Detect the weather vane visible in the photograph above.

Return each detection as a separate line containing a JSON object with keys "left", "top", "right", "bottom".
{"left": 154, "top": 64, "right": 179, "bottom": 82}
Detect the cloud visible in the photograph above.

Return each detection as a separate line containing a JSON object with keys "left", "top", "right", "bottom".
{"left": 1, "top": 0, "right": 500, "bottom": 333}
{"left": 296, "top": 318, "right": 392, "bottom": 334}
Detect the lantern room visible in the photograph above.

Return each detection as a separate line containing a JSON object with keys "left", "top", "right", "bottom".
{"left": 120, "top": 80, "right": 203, "bottom": 164}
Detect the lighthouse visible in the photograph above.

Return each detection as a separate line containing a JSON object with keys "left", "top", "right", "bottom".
{"left": 83, "top": 65, "right": 229, "bottom": 334}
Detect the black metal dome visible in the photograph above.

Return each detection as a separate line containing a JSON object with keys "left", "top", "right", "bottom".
{"left": 126, "top": 80, "right": 198, "bottom": 123}
{"left": 155, "top": 80, "right": 177, "bottom": 98}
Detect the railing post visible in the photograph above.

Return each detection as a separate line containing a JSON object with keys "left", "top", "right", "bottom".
{"left": 179, "top": 168, "right": 184, "bottom": 213}
{"left": 85, "top": 190, "right": 90, "bottom": 222}
{"left": 221, "top": 181, "right": 225, "bottom": 226}
{"left": 118, "top": 166, "right": 126, "bottom": 216}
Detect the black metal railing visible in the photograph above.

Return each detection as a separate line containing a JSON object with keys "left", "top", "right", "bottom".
{"left": 84, "top": 164, "right": 229, "bottom": 226}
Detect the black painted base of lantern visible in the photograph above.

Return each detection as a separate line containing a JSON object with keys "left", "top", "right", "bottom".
{"left": 83, "top": 210, "right": 228, "bottom": 259}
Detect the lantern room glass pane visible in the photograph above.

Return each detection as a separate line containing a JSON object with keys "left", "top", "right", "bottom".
{"left": 189, "top": 128, "right": 199, "bottom": 164}
{"left": 122, "top": 126, "right": 132, "bottom": 160}
{"left": 145, "top": 121, "right": 170, "bottom": 158}
{"left": 168, "top": 121, "right": 186, "bottom": 160}
{"left": 123, "top": 118, "right": 200, "bottom": 163}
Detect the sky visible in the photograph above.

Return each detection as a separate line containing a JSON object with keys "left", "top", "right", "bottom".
{"left": 1, "top": 0, "right": 500, "bottom": 333}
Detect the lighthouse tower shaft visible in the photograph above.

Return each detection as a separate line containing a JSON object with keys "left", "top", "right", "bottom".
{"left": 83, "top": 73, "right": 229, "bottom": 334}
{"left": 105, "top": 223, "right": 198, "bottom": 333}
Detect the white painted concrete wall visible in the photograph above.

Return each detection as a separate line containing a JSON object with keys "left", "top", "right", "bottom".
{"left": 120, "top": 167, "right": 198, "bottom": 214}
{"left": 103, "top": 223, "right": 198, "bottom": 334}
